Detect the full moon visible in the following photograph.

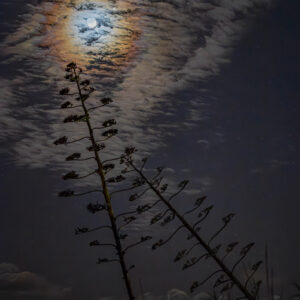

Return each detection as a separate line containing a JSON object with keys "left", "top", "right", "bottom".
{"left": 87, "top": 18, "right": 97, "bottom": 29}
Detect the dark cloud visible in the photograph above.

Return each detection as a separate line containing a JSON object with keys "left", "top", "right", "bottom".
{"left": 0, "top": 263, "right": 71, "bottom": 299}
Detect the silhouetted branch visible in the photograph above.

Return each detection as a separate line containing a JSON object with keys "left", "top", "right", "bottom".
{"left": 123, "top": 236, "right": 152, "bottom": 254}
{"left": 208, "top": 213, "right": 235, "bottom": 245}
{"left": 102, "top": 156, "right": 123, "bottom": 164}
{"left": 54, "top": 136, "right": 68, "bottom": 145}
{"left": 86, "top": 143, "right": 106, "bottom": 152}
{"left": 140, "top": 158, "right": 148, "bottom": 172}
{"left": 118, "top": 216, "right": 137, "bottom": 231}
{"left": 87, "top": 98, "right": 113, "bottom": 112}
{"left": 182, "top": 196, "right": 207, "bottom": 217}
{"left": 185, "top": 242, "right": 200, "bottom": 256}
{"left": 116, "top": 210, "right": 137, "bottom": 220}
{"left": 183, "top": 253, "right": 207, "bottom": 270}
{"left": 231, "top": 243, "right": 255, "bottom": 273}
{"left": 89, "top": 240, "right": 116, "bottom": 248}
{"left": 150, "top": 208, "right": 170, "bottom": 225}
{"left": 75, "top": 225, "right": 111, "bottom": 235}
{"left": 63, "top": 170, "right": 96, "bottom": 180}
{"left": 61, "top": 101, "right": 81, "bottom": 109}
{"left": 244, "top": 261, "right": 263, "bottom": 290}
{"left": 58, "top": 189, "right": 102, "bottom": 197}
{"left": 127, "top": 186, "right": 152, "bottom": 203}
{"left": 213, "top": 274, "right": 230, "bottom": 289}
{"left": 126, "top": 158, "right": 256, "bottom": 300}
{"left": 87, "top": 202, "right": 107, "bottom": 213}
{"left": 152, "top": 225, "right": 184, "bottom": 250}
{"left": 67, "top": 136, "right": 90, "bottom": 144}
{"left": 136, "top": 204, "right": 152, "bottom": 214}
{"left": 65, "top": 153, "right": 81, "bottom": 161}
{"left": 97, "top": 258, "right": 119, "bottom": 264}
{"left": 192, "top": 205, "right": 214, "bottom": 229}
{"left": 222, "top": 242, "right": 239, "bottom": 261}
{"left": 87, "top": 104, "right": 106, "bottom": 112}
{"left": 160, "top": 212, "right": 175, "bottom": 226}
{"left": 111, "top": 185, "right": 139, "bottom": 196}
{"left": 77, "top": 157, "right": 95, "bottom": 162}
{"left": 168, "top": 180, "right": 189, "bottom": 202}
{"left": 190, "top": 270, "right": 223, "bottom": 293}
{"left": 199, "top": 270, "right": 223, "bottom": 287}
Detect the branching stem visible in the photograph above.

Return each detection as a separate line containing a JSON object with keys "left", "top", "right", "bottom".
{"left": 127, "top": 159, "right": 255, "bottom": 300}
{"left": 71, "top": 66, "right": 135, "bottom": 300}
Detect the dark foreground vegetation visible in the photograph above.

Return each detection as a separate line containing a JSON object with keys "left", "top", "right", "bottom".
{"left": 53, "top": 62, "right": 295, "bottom": 300}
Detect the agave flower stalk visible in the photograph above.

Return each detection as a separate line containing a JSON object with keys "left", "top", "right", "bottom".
{"left": 55, "top": 62, "right": 137, "bottom": 300}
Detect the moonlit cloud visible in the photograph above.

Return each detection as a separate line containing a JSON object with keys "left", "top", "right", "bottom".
{"left": 0, "top": 0, "right": 274, "bottom": 177}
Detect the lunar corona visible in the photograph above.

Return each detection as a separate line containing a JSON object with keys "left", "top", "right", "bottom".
{"left": 39, "top": 0, "right": 140, "bottom": 74}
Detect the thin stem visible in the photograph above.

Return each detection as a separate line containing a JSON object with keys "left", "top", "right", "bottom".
{"left": 76, "top": 170, "right": 97, "bottom": 180}
{"left": 123, "top": 238, "right": 149, "bottom": 254}
{"left": 231, "top": 254, "right": 247, "bottom": 273}
{"left": 76, "top": 225, "right": 112, "bottom": 235}
{"left": 111, "top": 185, "right": 138, "bottom": 196}
{"left": 208, "top": 223, "right": 228, "bottom": 246}
{"left": 76, "top": 157, "right": 95, "bottom": 162}
{"left": 182, "top": 205, "right": 200, "bottom": 217}
{"left": 192, "top": 211, "right": 210, "bottom": 229}
{"left": 62, "top": 105, "right": 81, "bottom": 109}
{"left": 67, "top": 136, "right": 90, "bottom": 144}
{"left": 74, "top": 189, "right": 102, "bottom": 196}
{"left": 185, "top": 242, "right": 200, "bottom": 256}
{"left": 72, "top": 67, "right": 135, "bottom": 300}
{"left": 102, "top": 156, "right": 123, "bottom": 164}
{"left": 87, "top": 104, "right": 106, "bottom": 112}
{"left": 159, "top": 225, "right": 184, "bottom": 247}
{"left": 116, "top": 210, "right": 137, "bottom": 219}
{"left": 90, "top": 242, "right": 116, "bottom": 248}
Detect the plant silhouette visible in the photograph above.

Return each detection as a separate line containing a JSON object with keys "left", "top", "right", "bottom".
{"left": 55, "top": 62, "right": 265, "bottom": 300}
{"left": 120, "top": 151, "right": 262, "bottom": 300}
{"left": 55, "top": 62, "right": 155, "bottom": 300}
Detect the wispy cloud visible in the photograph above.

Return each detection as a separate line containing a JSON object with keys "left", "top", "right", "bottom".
{"left": 0, "top": 0, "right": 274, "bottom": 175}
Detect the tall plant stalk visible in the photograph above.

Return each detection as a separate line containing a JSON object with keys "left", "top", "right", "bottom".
{"left": 56, "top": 63, "right": 135, "bottom": 300}
{"left": 73, "top": 66, "right": 135, "bottom": 300}
{"left": 128, "top": 160, "right": 255, "bottom": 300}
{"left": 121, "top": 154, "right": 262, "bottom": 300}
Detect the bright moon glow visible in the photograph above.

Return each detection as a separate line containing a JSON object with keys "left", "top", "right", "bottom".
{"left": 87, "top": 18, "right": 97, "bottom": 29}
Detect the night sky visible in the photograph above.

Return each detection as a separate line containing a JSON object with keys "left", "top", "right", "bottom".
{"left": 0, "top": 0, "right": 299, "bottom": 300}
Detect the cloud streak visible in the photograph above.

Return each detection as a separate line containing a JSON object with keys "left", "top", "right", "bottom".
{"left": 0, "top": 0, "right": 274, "bottom": 176}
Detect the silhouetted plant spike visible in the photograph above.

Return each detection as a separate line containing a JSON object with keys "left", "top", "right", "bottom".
{"left": 55, "top": 62, "right": 156, "bottom": 300}
{"left": 56, "top": 63, "right": 265, "bottom": 300}
{"left": 120, "top": 154, "right": 263, "bottom": 300}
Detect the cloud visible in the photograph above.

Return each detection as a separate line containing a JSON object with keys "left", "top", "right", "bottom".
{"left": 98, "top": 289, "right": 212, "bottom": 300}
{"left": 0, "top": 0, "right": 274, "bottom": 178}
{"left": 0, "top": 262, "right": 71, "bottom": 299}
{"left": 167, "top": 289, "right": 190, "bottom": 300}
{"left": 196, "top": 140, "right": 209, "bottom": 147}
{"left": 250, "top": 158, "right": 297, "bottom": 174}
